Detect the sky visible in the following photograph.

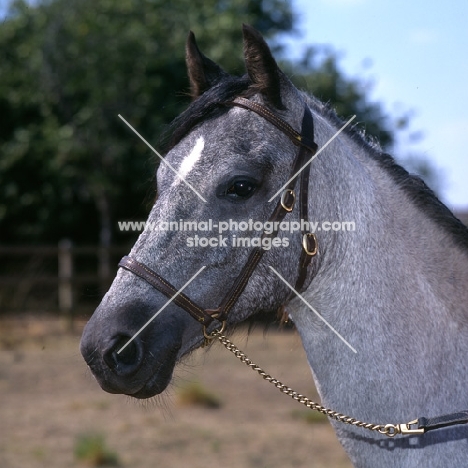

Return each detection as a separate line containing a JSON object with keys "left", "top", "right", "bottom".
{"left": 281, "top": 0, "right": 468, "bottom": 211}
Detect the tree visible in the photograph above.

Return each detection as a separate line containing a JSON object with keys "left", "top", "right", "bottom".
{"left": 0, "top": 0, "right": 437, "bottom": 252}
{"left": 0, "top": 0, "right": 293, "bottom": 249}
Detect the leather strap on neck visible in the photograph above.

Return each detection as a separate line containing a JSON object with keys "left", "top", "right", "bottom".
{"left": 418, "top": 411, "right": 468, "bottom": 433}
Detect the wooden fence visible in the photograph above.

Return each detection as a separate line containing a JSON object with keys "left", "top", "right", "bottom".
{"left": 0, "top": 242, "right": 129, "bottom": 321}
{"left": 1, "top": 211, "right": 467, "bottom": 322}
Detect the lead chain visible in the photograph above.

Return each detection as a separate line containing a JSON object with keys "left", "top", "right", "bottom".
{"left": 209, "top": 330, "right": 398, "bottom": 437}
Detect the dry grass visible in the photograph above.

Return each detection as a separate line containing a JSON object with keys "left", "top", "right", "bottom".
{"left": 74, "top": 433, "right": 119, "bottom": 466}
{"left": 0, "top": 315, "right": 352, "bottom": 468}
{"left": 177, "top": 381, "right": 222, "bottom": 409}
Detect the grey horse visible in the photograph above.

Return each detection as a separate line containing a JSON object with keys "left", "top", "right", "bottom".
{"left": 81, "top": 25, "right": 468, "bottom": 467}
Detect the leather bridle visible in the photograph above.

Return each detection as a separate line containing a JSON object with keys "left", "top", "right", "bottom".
{"left": 118, "top": 97, "right": 318, "bottom": 331}
{"left": 116, "top": 97, "right": 468, "bottom": 437}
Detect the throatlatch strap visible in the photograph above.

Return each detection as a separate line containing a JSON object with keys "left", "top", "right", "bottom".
{"left": 293, "top": 104, "right": 317, "bottom": 293}
{"left": 212, "top": 101, "right": 317, "bottom": 317}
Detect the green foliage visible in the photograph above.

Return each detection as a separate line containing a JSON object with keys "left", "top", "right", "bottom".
{"left": 177, "top": 380, "right": 222, "bottom": 408}
{"left": 291, "top": 408, "right": 329, "bottom": 424}
{"left": 0, "top": 0, "right": 433, "bottom": 246}
{"left": 0, "top": 0, "right": 293, "bottom": 244}
{"left": 74, "top": 432, "right": 119, "bottom": 466}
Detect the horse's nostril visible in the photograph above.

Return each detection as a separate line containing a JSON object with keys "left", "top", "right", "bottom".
{"left": 103, "top": 334, "right": 143, "bottom": 376}
{"left": 115, "top": 336, "right": 139, "bottom": 365}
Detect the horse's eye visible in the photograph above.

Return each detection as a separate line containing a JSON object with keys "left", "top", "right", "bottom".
{"left": 226, "top": 180, "right": 257, "bottom": 199}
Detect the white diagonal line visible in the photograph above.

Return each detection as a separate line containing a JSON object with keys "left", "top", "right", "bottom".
{"left": 269, "top": 266, "right": 357, "bottom": 353}
{"left": 118, "top": 114, "right": 207, "bottom": 203}
{"left": 268, "top": 115, "right": 356, "bottom": 202}
{"left": 117, "top": 265, "right": 206, "bottom": 354}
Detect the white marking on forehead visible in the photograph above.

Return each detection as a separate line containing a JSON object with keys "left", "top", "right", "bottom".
{"left": 178, "top": 136, "right": 204, "bottom": 180}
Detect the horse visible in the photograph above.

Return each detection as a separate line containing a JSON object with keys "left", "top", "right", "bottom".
{"left": 80, "top": 25, "right": 468, "bottom": 467}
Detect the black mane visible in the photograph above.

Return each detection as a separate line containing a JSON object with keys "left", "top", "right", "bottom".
{"left": 167, "top": 75, "right": 468, "bottom": 251}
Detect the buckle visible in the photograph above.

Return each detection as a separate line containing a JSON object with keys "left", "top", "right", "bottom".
{"left": 396, "top": 419, "right": 425, "bottom": 436}
{"left": 280, "top": 189, "right": 295, "bottom": 212}
{"left": 302, "top": 233, "right": 317, "bottom": 256}
{"left": 202, "top": 320, "right": 226, "bottom": 348}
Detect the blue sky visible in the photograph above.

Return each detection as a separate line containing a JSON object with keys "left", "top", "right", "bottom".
{"left": 282, "top": 0, "right": 468, "bottom": 210}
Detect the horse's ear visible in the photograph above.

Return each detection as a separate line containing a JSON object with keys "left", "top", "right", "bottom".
{"left": 242, "top": 24, "right": 284, "bottom": 109}
{"left": 186, "top": 31, "right": 227, "bottom": 99}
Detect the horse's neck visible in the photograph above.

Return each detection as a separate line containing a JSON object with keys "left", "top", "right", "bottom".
{"left": 290, "top": 122, "right": 468, "bottom": 425}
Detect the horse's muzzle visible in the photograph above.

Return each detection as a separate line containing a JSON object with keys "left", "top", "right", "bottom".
{"left": 80, "top": 310, "right": 183, "bottom": 398}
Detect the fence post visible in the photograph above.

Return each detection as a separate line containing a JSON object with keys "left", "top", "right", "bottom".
{"left": 58, "top": 239, "right": 74, "bottom": 330}
{"left": 98, "top": 244, "right": 111, "bottom": 294}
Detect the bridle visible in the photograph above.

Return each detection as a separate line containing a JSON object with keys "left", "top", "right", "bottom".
{"left": 118, "top": 96, "right": 319, "bottom": 333}
{"left": 117, "top": 97, "right": 468, "bottom": 437}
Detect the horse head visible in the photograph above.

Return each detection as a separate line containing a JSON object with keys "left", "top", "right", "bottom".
{"left": 80, "top": 25, "right": 321, "bottom": 398}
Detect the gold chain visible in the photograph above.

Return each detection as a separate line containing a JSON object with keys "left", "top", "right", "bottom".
{"left": 206, "top": 329, "right": 415, "bottom": 438}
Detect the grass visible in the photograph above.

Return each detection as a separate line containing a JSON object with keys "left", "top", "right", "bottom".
{"left": 291, "top": 409, "right": 329, "bottom": 425}
{"left": 177, "top": 381, "right": 222, "bottom": 409}
{"left": 74, "top": 432, "right": 119, "bottom": 466}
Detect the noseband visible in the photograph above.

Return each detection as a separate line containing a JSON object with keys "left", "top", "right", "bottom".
{"left": 118, "top": 97, "right": 318, "bottom": 330}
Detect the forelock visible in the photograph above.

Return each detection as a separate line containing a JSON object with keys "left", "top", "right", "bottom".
{"left": 167, "top": 75, "right": 250, "bottom": 149}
